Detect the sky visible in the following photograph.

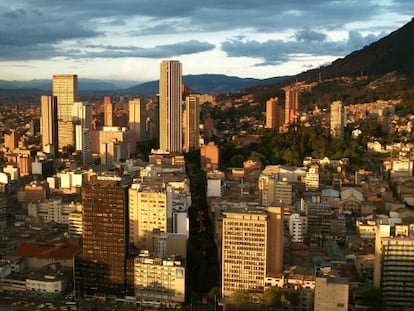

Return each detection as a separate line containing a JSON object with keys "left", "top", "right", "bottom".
{"left": 0, "top": 0, "right": 413, "bottom": 83}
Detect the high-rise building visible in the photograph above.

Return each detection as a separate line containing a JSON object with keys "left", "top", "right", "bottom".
{"left": 104, "top": 96, "right": 113, "bottom": 127}
{"left": 4, "top": 129, "right": 20, "bottom": 152}
{"left": 282, "top": 84, "right": 300, "bottom": 128}
{"left": 330, "top": 100, "right": 346, "bottom": 138}
{"left": 159, "top": 60, "right": 182, "bottom": 153}
{"left": 265, "top": 97, "right": 283, "bottom": 130}
{"left": 221, "top": 207, "right": 284, "bottom": 299}
{"left": 128, "top": 98, "right": 146, "bottom": 142}
{"left": 74, "top": 174, "right": 133, "bottom": 297}
{"left": 129, "top": 184, "right": 168, "bottom": 248}
{"left": 40, "top": 95, "right": 58, "bottom": 155}
{"left": 53, "top": 74, "right": 78, "bottom": 149}
{"left": 374, "top": 224, "right": 414, "bottom": 309}
{"left": 183, "top": 95, "right": 200, "bottom": 152}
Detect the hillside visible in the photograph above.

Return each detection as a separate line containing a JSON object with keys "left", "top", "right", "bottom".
{"left": 126, "top": 74, "right": 290, "bottom": 95}
{"left": 246, "top": 18, "right": 414, "bottom": 107}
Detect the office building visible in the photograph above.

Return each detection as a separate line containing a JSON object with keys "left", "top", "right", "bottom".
{"left": 73, "top": 101, "right": 92, "bottom": 165}
{"left": 221, "top": 207, "right": 283, "bottom": 299}
{"left": 374, "top": 224, "right": 414, "bottom": 309}
{"left": 74, "top": 174, "right": 133, "bottom": 297}
{"left": 265, "top": 97, "right": 283, "bottom": 130}
{"left": 40, "top": 95, "right": 58, "bottom": 155}
{"left": 200, "top": 142, "right": 219, "bottom": 171}
{"left": 330, "top": 100, "right": 346, "bottom": 138}
{"left": 129, "top": 98, "right": 146, "bottom": 142}
{"left": 129, "top": 184, "right": 168, "bottom": 248}
{"left": 53, "top": 74, "right": 78, "bottom": 149}
{"left": 159, "top": 60, "right": 182, "bottom": 153}
{"left": 183, "top": 94, "right": 200, "bottom": 152}
{"left": 104, "top": 96, "right": 113, "bottom": 127}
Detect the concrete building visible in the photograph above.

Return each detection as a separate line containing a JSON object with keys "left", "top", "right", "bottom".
{"left": 374, "top": 224, "right": 414, "bottom": 309}
{"left": 53, "top": 74, "right": 78, "bottom": 149}
{"left": 200, "top": 141, "right": 219, "bottom": 171}
{"left": 4, "top": 129, "right": 20, "bottom": 152}
{"left": 159, "top": 60, "right": 182, "bottom": 153}
{"left": 221, "top": 207, "right": 283, "bottom": 299}
{"left": 133, "top": 251, "right": 185, "bottom": 306}
{"left": 129, "top": 183, "right": 168, "bottom": 248}
{"left": 129, "top": 98, "right": 146, "bottom": 142}
{"left": 330, "top": 100, "right": 346, "bottom": 139}
{"left": 314, "top": 277, "right": 349, "bottom": 311}
{"left": 103, "top": 96, "right": 113, "bottom": 127}
{"left": 183, "top": 94, "right": 200, "bottom": 152}
{"left": 305, "top": 164, "right": 320, "bottom": 191}
{"left": 289, "top": 213, "right": 307, "bottom": 243}
{"left": 265, "top": 97, "right": 283, "bottom": 130}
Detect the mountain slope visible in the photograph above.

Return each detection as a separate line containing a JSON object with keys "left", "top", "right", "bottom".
{"left": 126, "top": 74, "right": 290, "bottom": 95}
{"left": 301, "top": 18, "right": 414, "bottom": 80}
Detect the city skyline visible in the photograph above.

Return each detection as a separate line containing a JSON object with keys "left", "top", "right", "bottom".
{"left": 0, "top": 1, "right": 412, "bottom": 82}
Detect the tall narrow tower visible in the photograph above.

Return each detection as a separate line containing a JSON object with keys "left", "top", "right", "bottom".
{"left": 128, "top": 98, "right": 146, "bottom": 142}
{"left": 330, "top": 100, "right": 346, "bottom": 138}
{"left": 159, "top": 60, "right": 182, "bottom": 153}
{"left": 53, "top": 74, "right": 78, "bottom": 150}
{"left": 40, "top": 95, "right": 58, "bottom": 155}
{"left": 183, "top": 94, "right": 200, "bottom": 152}
{"left": 104, "top": 96, "right": 113, "bottom": 127}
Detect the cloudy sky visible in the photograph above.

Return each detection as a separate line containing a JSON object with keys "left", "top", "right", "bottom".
{"left": 0, "top": 0, "right": 413, "bottom": 83}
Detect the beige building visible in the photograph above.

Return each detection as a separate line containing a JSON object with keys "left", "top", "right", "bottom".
{"left": 330, "top": 100, "right": 346, "bottom": 138}
{"left": 129, "top": 184, "right": 168, "bottom": 248}
{"left": 53, "top": 74, "right": 78, "bottom": 149}
{"left": 314, "top": 277, "right": 349, "bottom": 311}
{"left": 129, "top": 98, "right": 146, "bottom": 142}
{"left": 159, "top": 60, "right": 182, "bottom": 153}
{"left": 265, "top": 97, "right": 283, "bottom": 130}
{"left": 40, "top": 95, "right": 58, "bottom": 155}
{"left": 183, "top": 95, "right": 200, "bottom": 152}
{"left": 134, "top": 251, "right": 185, "bottom": 306}
{"left": 221, "top": 207, "right": 283, "bottom": 299}
{"left": 200, "top": 141, "right": 219, "bottom": 171}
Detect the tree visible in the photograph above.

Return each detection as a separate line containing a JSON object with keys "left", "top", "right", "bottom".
{"left": 230, "top": 290, "right": 251, "bottom": 306}
{"left": 263, "top": 286, "right": 283, "bottom": 307}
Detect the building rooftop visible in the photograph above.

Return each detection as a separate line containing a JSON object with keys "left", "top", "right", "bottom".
{"left": 12, "top": 242, "right": 81, "bottom": 260}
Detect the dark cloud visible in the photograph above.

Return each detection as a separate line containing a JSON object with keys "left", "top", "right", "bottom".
{"left": 294, "top": 29, "right": 327, "bottom": 43}
{"left": 221, "top": 30, "right": 383, "bottom": 66}
{"left": 0, "top": 0, "right": 411, "bottom": 64}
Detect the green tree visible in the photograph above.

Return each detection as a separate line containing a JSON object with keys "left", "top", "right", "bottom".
{"left": 263, "top": 286, "right": 283, "bottom": 307}
{"left": 231, "top": 290, "right": 251, "bottom": 306}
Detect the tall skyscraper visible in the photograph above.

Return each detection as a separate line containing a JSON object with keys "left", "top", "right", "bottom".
{"left": 104, "top": 96, "right": 113, "bottom": 127}
{"left": 128, "top": 98, "right": 146, "bottom": 142}
{"left": 73, "top": 101, "right": 92, "bottom": 165}
{"left": 40, "top": 95, "right": 58, "bottom": 155}
{"left": 183, "top": 94, "right": 200, "bottom": 152}
{"left": 53, "top": 74, "right": 78, "bottom": 149}
{"left": 159, "top": 60, "right": 182, "bottom": 153}
{"left": 75, "top": 175, "right": 133, "bottom": 297}
{"left": 330, "top": 100, "right": 346, "bottom": 138}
